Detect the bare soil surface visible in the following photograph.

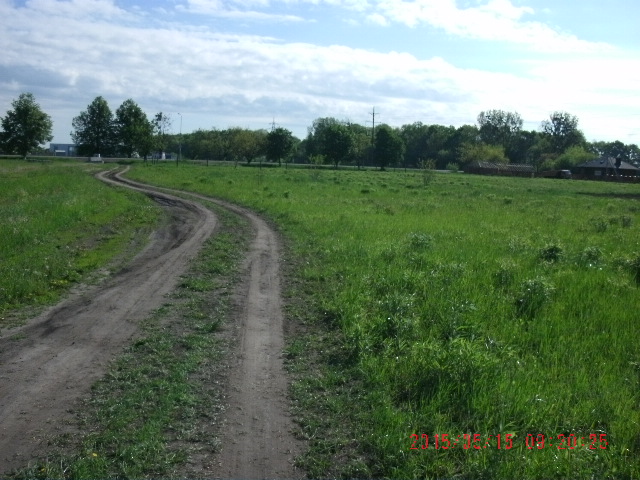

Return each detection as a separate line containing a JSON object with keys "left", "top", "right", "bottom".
{"left": 0, "top": 169, "right": 303, "bottom": 479}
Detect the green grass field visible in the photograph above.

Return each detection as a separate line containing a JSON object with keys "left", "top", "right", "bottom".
{"left": 127, "top": 163, "right": 640, "bottom": 479}
{"left": 0, "top": 160, "right": 159, "bottom": 322}
{"left": 2, "top": 159, "right": 639, "bottom": 479}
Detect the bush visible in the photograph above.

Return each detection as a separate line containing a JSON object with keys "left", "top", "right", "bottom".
{"left": 418, "top": 159, "right": 436, "bottom": 186}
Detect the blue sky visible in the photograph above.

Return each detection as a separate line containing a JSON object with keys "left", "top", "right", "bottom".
{"left": 0, "top": 0, "right": 638, "bottom": 145}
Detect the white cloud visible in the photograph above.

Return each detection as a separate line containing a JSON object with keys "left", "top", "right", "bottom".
{"left": 0, "top": 0, "right": 637, "bottom": 144}
{"left": 181, "top": 0, "right": 305, "bottom": 21}
{"left": 356, "top": 0, "right": 613, "bottom": 54}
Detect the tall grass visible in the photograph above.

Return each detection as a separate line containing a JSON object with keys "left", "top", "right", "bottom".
{"left": 129, "top": 164, "right": 640, "bottom": 479}
{"left": 0, "top": 160, "right": 159, "bottom": 319}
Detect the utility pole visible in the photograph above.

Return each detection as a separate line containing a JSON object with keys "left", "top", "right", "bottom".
{"left": 369, "top": 107, "right": 378, "bottom": 169}
{"left": 370, "top": 107, "right": 377, "bottom": 145}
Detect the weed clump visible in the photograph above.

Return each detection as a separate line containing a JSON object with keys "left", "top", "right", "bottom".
{"left": 590, "top": 216, "right": 609, "bottom": 233}
{"left": 622, "top": 253, "right": 640, "bottom": 284}
{"left": 493, "top": 260, "right": 516, "bottom": 290}
{"left": 579, "top": 246, "right": 603, "bottom": 267}
{"left": 515, "top": 277, "right": 554, "bottom": 318}
{"left": 406, "top": 232, "right": 434, "bottom": 250}
{"left": 539, "top": 242, "right": 563, "bottom": 263}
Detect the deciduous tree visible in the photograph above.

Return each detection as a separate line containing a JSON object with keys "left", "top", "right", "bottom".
{"left": 72, "top": 96, "right": 115, "bottom": 156}
{"left": 321, "top": 123, "right": 354, "bottom": 168}
{"left": 114, "top": 99, "right": 152, "bottom": 158}
{"left": 374, "top": 124, "right": 404, "bottom": 170}
{"left": 552, "top": 145, "right": 596, "bottom": 170}
{"left": 0, "top": 93, "right": 53, "bottom": 159}
{"left": 477, "top": 110, "right": 523, "bottom": 161}
{"left": 458, "top": 142, "right": 508, "bottom": 166}
{"left": 226, "top": 127, "right": 267, "bottom": 164}
{"left": 541, "top": 111, "right": 585, "bottom": 154}
{"left": 265, "top": 127, "right": 295, "bottom": 166}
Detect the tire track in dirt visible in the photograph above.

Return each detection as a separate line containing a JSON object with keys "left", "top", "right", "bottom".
{"left": 0, "top": 168, "right": 303, "bottom": 479}
{"left": 112, "top": 174, "right": 304, "bottom": 479}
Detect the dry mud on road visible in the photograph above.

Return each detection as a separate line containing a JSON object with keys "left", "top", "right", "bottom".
{"left": 0, "top": 169, "right": 303, "bottom": 479}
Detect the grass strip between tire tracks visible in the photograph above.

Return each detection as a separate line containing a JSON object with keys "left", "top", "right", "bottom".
{"left": 10, "top": 202, "right": 251, "bottom": 479}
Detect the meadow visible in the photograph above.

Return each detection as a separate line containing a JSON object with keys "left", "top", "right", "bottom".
{"left": 128, "top": 163, "right": 640, "bottom": 479}
{"left": 2, "top": 159, "right": 639, "bottom": 479}
{"left": 0, "top": 160, "right": 159, "bottom": 321}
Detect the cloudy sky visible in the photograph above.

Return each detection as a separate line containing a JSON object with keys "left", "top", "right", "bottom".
{"left": 1, "top": 0, "right": 638, "bottom": 145}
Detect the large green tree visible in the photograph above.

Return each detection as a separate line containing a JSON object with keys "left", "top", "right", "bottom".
{"left": 305, "top": 117, "right": 341, "bottom": 158}
{"left": 374, "top": 124, "right": 404, "bottom": 170}
{"left": 187, "top": 128, "right": 226, "bottom": 160}
{"left": 265, "top": 127, "right": 295, "bottom": 166}
{"left": 226, "top": 127, "right": 267, "bottom": 164}
{"left": 320, "top": 123, "right": 354, "bottom": 168}
{"left": 0, "top": 93, "right": 53, "bottom": 159}
{"left": 348, "top": 123, "right": 372, "bottom": 168}
{"left": 400, "top": 122, "right": 429, "bottom": 168}
{"left": 477, "top": 110, "right": 523, "bottom": 161}
{"left": 71, "top": 96, "right": 115, "bottom": 156}
{"left": 541, "top": 111, "right": 585, "bottom": 155}
{"left": 114, "top": 99, "right": 153, "bottom": 158}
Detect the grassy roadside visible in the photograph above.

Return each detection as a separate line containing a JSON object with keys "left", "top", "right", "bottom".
{"left": 11, "top": 200, "right": 251, "bottom": 479}
{"left": 0, "top": 160, "right": 160, "bottom": 325}
{"left": 128, "top": 162, "right": 640, "bottom": 479}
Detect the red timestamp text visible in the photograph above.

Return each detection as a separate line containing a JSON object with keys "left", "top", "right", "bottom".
{"left": 524, "top": 433, "right": 608, "bottom": 450}
{"left": 410, "top": 433, "right": 515, "bottom": 450}
{"left": 409, "top": 433, "right": 609, "bottom": 451}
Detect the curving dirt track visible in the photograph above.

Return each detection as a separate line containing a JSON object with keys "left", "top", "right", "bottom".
{"left": 0, "top": 168, "right": 303, "bottom": 479}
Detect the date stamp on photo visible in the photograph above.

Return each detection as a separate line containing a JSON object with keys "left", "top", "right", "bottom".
{"left": 409, "top": 433, "right": 608, "bottom": 450}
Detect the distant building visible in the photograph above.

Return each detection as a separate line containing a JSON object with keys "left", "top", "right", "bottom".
{"left": 49, "top": 143, "right": 78, "bottom": 156}
{"left": 575, "top": 157, "right": 639, "bottom": 181}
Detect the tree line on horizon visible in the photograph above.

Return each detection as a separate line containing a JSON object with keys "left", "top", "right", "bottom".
{"left": 1, "top": 93, "right": 639, "bottom": 172}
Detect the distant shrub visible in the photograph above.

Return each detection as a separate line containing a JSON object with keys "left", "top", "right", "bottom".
{"left": 622, "top": 253, "right": 640, "bottom": 284}
{"left": 493, "top": 260, "right": 516, "bottom": 290}
{"left": 516, "top": 277, "right": 554, "bottom": 318}
{"left": 539, "top": 242, "right": 563, "bottom": 263}
{"left": 419, "top": 159, "right": 436, "bottom": 186}
{"left": 579, "top": 246, "right": 603, "bottom": 267}
{"left": 590, "top": 216, "right": 609, "bottom": 233}
{"left": 407, "top": 232, "right": 434, "bottom": 249}
{"left": 446, "top": 162, "right": 459, "bottom": 173}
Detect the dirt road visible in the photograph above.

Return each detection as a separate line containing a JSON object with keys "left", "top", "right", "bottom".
{"left": 0, "top": 169, "right": 302, "bottom": 479}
